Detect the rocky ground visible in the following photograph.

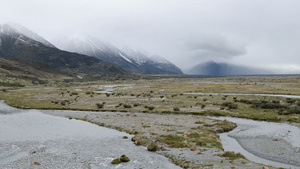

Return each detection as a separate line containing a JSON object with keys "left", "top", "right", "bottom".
{"left": 43, "top": 109, "right": 274, "bottom": 169}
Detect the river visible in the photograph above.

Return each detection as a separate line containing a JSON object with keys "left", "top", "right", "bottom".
{"left": 0, "top": 101, "right": 180, "bottom": 169}
{"left": 183, "top": 92, "right": 300, "bottom": 99}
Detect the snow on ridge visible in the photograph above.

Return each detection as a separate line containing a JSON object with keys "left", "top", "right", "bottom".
{"left": 119, "top": 53, "right": 132, "bottom": 63}
{"left": 87, "top": 39, "right": 104, "bottom": 52}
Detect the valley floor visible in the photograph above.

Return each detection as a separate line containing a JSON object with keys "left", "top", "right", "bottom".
{"left": 1, "top": 75, "right": 300, "bottom": 168}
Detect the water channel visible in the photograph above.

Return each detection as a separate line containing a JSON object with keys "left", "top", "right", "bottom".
{"left": 212, "top": 116, "right": 300, "bottom": 169}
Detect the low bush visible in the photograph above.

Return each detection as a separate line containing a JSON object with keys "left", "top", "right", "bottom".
{"left": 133, "top": 103, "right": 141, "bottom": 107}
{"left": 147, "top": 143, "right": 160, "bottom": 152}
{"left": 96, "top": 103, "right": 104, "bottom": 109}
{"left": 123, "top": 104, "right": 132, "bottom": 108}
{"left": 173, "top": 107, "right": 180, "bottom": 111}
{"left": 287, "top": 107, "right": 300, "bottom": 115}
{"left": 147, "top": 106, "right": 155, "bottom": 110}
{"left": 222, "top": 102, "right": 238, "bottom": 109}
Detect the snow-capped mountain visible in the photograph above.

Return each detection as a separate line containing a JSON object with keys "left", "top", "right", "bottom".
{"left": 120, "top": 46, "right": 183, "bottom": 74}
{"left": 2, "top": 22, "right": 56, "bottom": 48}
{"left": 0, "top": 24, "right": 126, "bottom": 76}
{"left": 52, "top": 33, "right": 182, "bottom": 74}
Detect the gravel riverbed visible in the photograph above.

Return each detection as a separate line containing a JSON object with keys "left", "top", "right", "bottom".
{"left": 42, "top": 109, "right": 275, "bottom": 169}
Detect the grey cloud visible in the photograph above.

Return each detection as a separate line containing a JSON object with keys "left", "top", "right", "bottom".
{"left": 184, "top": 36, "right": 247, "bottom": 59}
{"left": 1, "top": 0, "right": 300, "bottom": 73}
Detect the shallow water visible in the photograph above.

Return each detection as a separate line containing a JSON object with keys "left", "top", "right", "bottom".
{"left": 212, "top": 116, "right": 300, "bottom": 169}
{"left": 0, "top": 101, "right": 180, "bottom": 169}
{"left": 184, "top": 92, "right": 300, "bottom": 98}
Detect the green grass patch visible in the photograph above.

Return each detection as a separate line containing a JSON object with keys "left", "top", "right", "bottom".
{"left": 157, "top": 135, "right": 190, "bottom": 148}
{"left": 221, "top": 151, "right": 246, "bottom": 160}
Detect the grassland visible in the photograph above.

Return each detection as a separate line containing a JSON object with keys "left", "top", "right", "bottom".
{"left": 1, "top": 75, "right": 299, "bottom": 123}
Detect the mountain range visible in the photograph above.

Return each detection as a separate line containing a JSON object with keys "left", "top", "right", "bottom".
{"left": 52, "top": 33, "right": 182, "bottom": 74}
{"left": 187, "top": 61, "right": 271, "bottom": 76}
{"left": 0, "top": 23, "right": 182, "bottom": 78}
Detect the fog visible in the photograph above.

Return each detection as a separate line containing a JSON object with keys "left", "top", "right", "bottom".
{"left": 1, "top": 0, "right": 300, "bottom": 73}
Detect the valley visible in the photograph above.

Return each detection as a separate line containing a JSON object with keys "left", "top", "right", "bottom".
{"left": 1, "top": 75, "right": 299, "bottom": 168}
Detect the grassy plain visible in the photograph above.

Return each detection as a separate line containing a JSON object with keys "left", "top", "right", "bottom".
{"left": 1, "top": 75, "right": 299, "bottom": 123}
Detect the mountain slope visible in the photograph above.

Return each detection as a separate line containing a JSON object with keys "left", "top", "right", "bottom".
{"left": 0, "top": 57, "right": 66, "bottom": 79}
{"left": 187, "top": 61, "right": 271, "bottom": 76}
{"left": 3, "top": 22, "right": 56, "bottom": 48}
{"left": 53, "top": 33, "right": 182, "bottom": 74}
{"left": 120, "top": 47, "right": 183, "bottom": 74}
{"left": 0, "top": 24, "right": 127, "bottom": 76}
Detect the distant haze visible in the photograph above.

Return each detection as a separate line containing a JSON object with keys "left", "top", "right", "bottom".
{"left": 1, "top": 0, "right": 300, "bottom": 74}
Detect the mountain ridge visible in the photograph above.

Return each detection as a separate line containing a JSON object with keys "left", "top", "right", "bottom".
{"left": 52, "top": 33, "right": 183, "bottom": 74}
{"left": 187, "top": 61, "right": 271, "bottom": 76}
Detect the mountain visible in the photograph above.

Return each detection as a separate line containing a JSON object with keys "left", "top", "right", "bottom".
{"left": 0, "top": 24, "right": 127, "bottom": 77}
{"left": 52, "top": 33, "right": 183, "bottom": 74}
{"left": 120, "top": 47, "right": 183, "bottom": 74}
{"left": 3, "top": 22, "right": 56, "bottom": 48}
{"left": 187, "top": 61, "right": 271, "bottom": 76}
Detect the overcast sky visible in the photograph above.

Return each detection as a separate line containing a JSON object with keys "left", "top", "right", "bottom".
{"left": 1, "top": 0, "right": 300, "bottom": 73}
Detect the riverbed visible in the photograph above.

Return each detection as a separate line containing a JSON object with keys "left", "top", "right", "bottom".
{"left": 1, "top": 100, "right": 299, "bottom": 168}
{"left": 212, "top": 116, "right": 300, "bottom": 169}
{"left": 0, "top": 101, "right": 180, "bottom": 169}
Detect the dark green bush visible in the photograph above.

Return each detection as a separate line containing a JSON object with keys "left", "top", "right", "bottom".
{"left": 123, "top": 104, "right": 132, "bottom": 108}
{"left": 147, "top": 106, "right": 155, "bottom": 110}
{"left": 222, "top": 102, "right": 238, "bottom": 109}
{"left": 287, "top": 107, "right": 300, "bottom": 115}
{"left": 173, "top": 107, "right": 180, "bottom": 111}
{"left": 96, "top": 103, "right": 104, "bottom": 109}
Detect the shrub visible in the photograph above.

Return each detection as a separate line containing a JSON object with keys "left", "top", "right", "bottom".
{"left": 120, "top": 155, "right": 130, "bottom": 162}
{"left": 147, "top": 143, "right": 160, "bottom": 152}
{"left": 286, "top": 98, "right": 296, "bottom": 104}
{"left": 96, "top": 103, "right": 104, "bottom": 109}
{"left": 133, "top": 103, "right": 141, "bottom": 107}
{"left": 201, "top": 105, "right": 206, "bottom": 109}
{"left": 173, "top": 107, "right": 180, "bottom": 111}
{"left": 123, "top": 104, "right": 132, "bottom": 108}
{"left": 111, "top": 158, "right": 121, "bottom": 164}
{"left": 71, "top": 92, "right": 78, "bottom": 95}
{"left": 260, "top": 103, "right": 287, "bottom": 109}
{"left": 222, "top": 102, "right": 238, "bottom": 109}
{"left": 287, "top": 107, "right": 300, "bottom": 115}
{"left": 147, "top": 106, "right": 155, "bottom": 110}
{"left": 172, "top": 94, "right": 178, "bottom": 98}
